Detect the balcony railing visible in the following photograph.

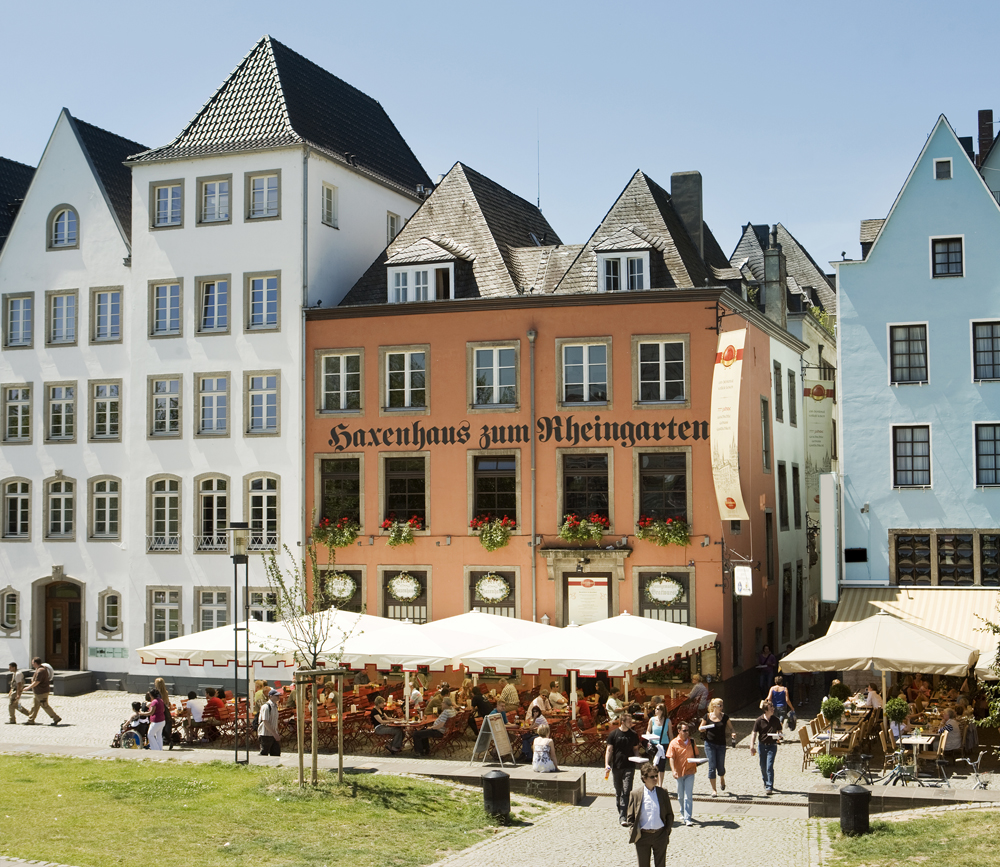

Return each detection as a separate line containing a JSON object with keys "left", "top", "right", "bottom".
{"left": 147, "top": 534, "right": 180, "bottom": 552}
{"left": 247, "top": 532, "right": 278, "bottom": 551}
{"left": 195, "top": 534, "right": 230, "bottom": 553}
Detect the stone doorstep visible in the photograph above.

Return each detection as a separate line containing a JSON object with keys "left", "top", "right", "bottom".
{"left": 50, "top": 672, "right": 95, "bottom": 697}
{"left": 808, "top": 782, "right": 1000, "bottom": 818}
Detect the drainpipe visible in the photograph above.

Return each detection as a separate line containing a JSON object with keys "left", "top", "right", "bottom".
{"left": 301, "top": 149, "right": 309, "bottom": 556}
{"left": 528, "top": 329, "right": 537, "bottom": 622}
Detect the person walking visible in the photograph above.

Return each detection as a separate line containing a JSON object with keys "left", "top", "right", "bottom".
{"left": 258, "top": 689, "right": 282, "bottom": 756}
{"left": 625, "top": 761, "right": 673, "bottom": 867}
{"left": 605, "top": 712, "right": 642, "bottom": 826}
{"left": 767, "top": 676, "right": 795, "bottom": 728}
{"left": 153, "top": 677, "right": 176, "bottom": 750}
{"left": 146, "top": 688, "right": 166, "bottom": 750}
{"left": 749, "top": 700, "right": 782, "bottom": 795}
{"left": 7, "top": 662, "right": 29, "bottom": 724}
{"left": 645, "top": 702, "right": 673, "bottom": 786}
{"left": 757, "top": 645, "right": 777, "bottom": 697}
{"left": 22, "top": 657, "right": 61, "bottom": 726}
{"left": 698, "top": 697, "right": 736, "bottom": 796}
{"left": 666, "top": 722, "right": 699, "bottom": 825}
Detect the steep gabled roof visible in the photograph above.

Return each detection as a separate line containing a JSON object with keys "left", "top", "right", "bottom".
{"left": 0, "top": 157, "right": 35, "bottom": 252}
{"left": 129, "top": 36, "right": 430, "bottom": 197}
{"left": 340, "top": 162, "right": 561, "bottom": 306}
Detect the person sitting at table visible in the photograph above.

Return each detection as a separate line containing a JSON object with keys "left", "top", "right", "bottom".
{"left": 605, "top": 686, "right": 624, "bottom": 723}
{"left": 498, "top": 677, "right": 521, "bottom": 712}
{"left": 469, "top": 686, "right": 494, "bottom": 733}
{"left": 866, "top": 683, "right": 884, "bottom": 710}
{"left": 907, "top": 674, "right": 931, "bottom": 703}
{"left": 426, "top": 684, "right": 451, "bottom": 715}
{"left": 408, "top": 683, "right": 423, "bottom": 713}
{"left": 531, "top": 723, "right": 560, "bottom": 773}
{"left": 890, "top": 706, "right": 914, "bottom": 740}
{"left": 937, "top": 708, "right": 962, "bottom": 757}
{"left": 412, "top": 697, "right": 456, "bottom": 755}
{"left": 687, "top": 674, "right": 710, "bottom": 715}
{"left": 489, "top": 699, "right": 509, "bottom": 724}
{"left": 353, "top": 669, "right": 371, "bottom": 687}
{"left": 456, "top": 677, "right": 474, "bottom": 707}
{"left": 529, "top": 688, "right": 553, "bottom": 715}
{"left": 201, "top": 687, "right": 225, "bottom": 741}
{"left": 181, "top": 690, "right": 205, "bottom": 743}
{"left": 575, "top": 689, "right": 593, "bottom": 726}
{"left": 520, "top": 705, "right": 549, "bottom": 761}
{"left": 370, "top": 696, "right": 404, "bottom": 754}
{"left": 548, "top": 682, "right": 568, "bottom": 709}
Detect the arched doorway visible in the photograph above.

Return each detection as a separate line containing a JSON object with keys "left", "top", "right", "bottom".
{"left": 45, "top": 582, "right": 82, "bottom": 670}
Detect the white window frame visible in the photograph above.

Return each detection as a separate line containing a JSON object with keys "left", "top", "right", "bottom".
{"left": 90, "top": 380, "right": 121, "bottom": 442}
{"left": 90, "top": 287, "right": 121, "bottom": 343}
{"left": 933, "top": 158, "right": 952, "bottom": 180}
{"left": 888, "top": 322, "right": 930, "bottom": 386}
{"left": 45, "top": 476, "right": 75, "bottom": 540}
{"left": 320, "top": 352, "right": 362, "bottom": 413}
{"left": 45, "top": 382, "right": 76, "bottom": 443}
{"left": 246, "top": 371, "right": 279, "bottom": 435}
{"left": 152, "top": 181, "right": 183, "bottom": 228}
{"left": 473, "top": 344, "right": 518, "bottom": 407}
{"left": 197, "top": 276, "right": 229, "bottom": 334}
{"left": 930, "top": 234, "right": 964, "bottom": 279}
{"left": 322, "top": 183, "right": 338, "bottom": 228}
{"left": 197, "top": 174, "right": 231, "bottom": 225}
{"left": 245, "top": 273, "right": 280, "bottom": 331}
{"left": 387, "top": 211, "right": 400, "bottom": 245}
{"left": 892, "top": 424, "right": 932, "bottom": 489}
{"left": 245, "top": 171, "right": 280, "bottom": 220}
{"left": 4, "top": 294, "right": 33, "bottom": 348}
{"left": 597, "top": 252, "right": 650, "bottom": 293}
{"left": 90, "top": 476, "right": 120, "bottom": 541}
{"left": 49, "top": 207, "right": 78, "bottom": 248}
{"left": 149, "top": 376, "right": 181, "bottom": 438}
{"left": 246, "top": 474, "right": 279, "bottom": 551}
{"left": 385, "top": 349, "right": 427, "bottom": 410}
{"left": 559, "top": 340, "right": 610, "bottom": 405}
{"left": 2, "top": 478, "right": 30, "bottom": 540}
{"left": 195, "top": 475, "right": 229, "bottom": 552}
{"left": 97, "top": 587, "right": 122, "bottom": 637}
{"left": 149, "top": 587, "right": 181, "bottom": 643}
{"left": 248, "top": 588, "right": 278, "bottom": 623}
{"left": 150, "top": 282, "right": 182, "bottom": 337}
{"left": 636, "top": 339, "right": 686, "bottom": 404}
{"left": 3, "top": 385, "right": 31, "bottom": 444}
{"left": 46, "top": 290, "right": 77, "bottom": 346}
{"left": 386, "top": 264, "right": 454, "bottom": 303}
{"left": 196, "top": 373, "right": 229, "bottom": 437}
{"left": 1, "top": 586, "right": 21, "bottom": 634}
{"left": 197, "top": 588, "right": 230, "bottom": 631}
{"left": 972, "top": 319, "right": 1000, "bottom": 382}
{"left": 148, "top": 476, "right": 181, "bottom": 553}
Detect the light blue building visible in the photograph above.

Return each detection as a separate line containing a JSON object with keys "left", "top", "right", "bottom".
{"left": 834, "top": 114, "right": 1000, "bottom": 669}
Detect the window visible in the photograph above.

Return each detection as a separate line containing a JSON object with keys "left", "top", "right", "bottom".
{"left": 249, "top": 590, "right": 277, "bottom": 622}
{"left": 386, "top": 350, "right": 426, "bottom": 409}
{"left": 470, "top": 569, "right": 516, "bottom": 618}
{"left": 321, "top": 353, "right": 361, "bottom": 411}
{"left": 473, "top": 456, "right": 517, "bottom": 523}
{"left": 387, "top": 265, "right": 453, "bottom": 302}
{"left": 781, "top": 563, "right": 793, "bottom": 644}
{"left": 777, "top": 462, "right": 789, "bottom": 531}
{"left": 792, "top": 464, "right": 802, "bottom": 529}
{"left": 893, "top": 425, "right": 931, "bottom": 487}
{"left": 150, "top": 282, "right": 181, "bottom": 336}
{"left": 973, "top": 321, "right": 1000, "bottom": 380}
{"left": 198, "top": 175, "right": 231, "bottom": 224}
{"left": 3, "top": 386, "right": 31, "bottom": 443}
{"left": 248, "top": 476, "right": 278, "bottom": 550}
{"left": 387, "top": 212, "right": 400, "bottom": 245}
{"left": 49, "top": 207, "right": 78, "bottom": 248}
{"left": 46, "top": 291, "right": 77, "bottom": 345}
{"left": 196, "top": 477, "right": 228, "bottom": 551}
{"left": 197, "top": 278, "right": 229, "bottom": 333}
{"left": 46, "top": 478, "right": 74, "bottom": 538}
{"left": 91, "top": 287, "right": 121, "bottom": 342}
{"left": 46, "top": 383, "right": 75, "bottom": 442}
{"left": 3, "top": 480, "right": 30, "bottom": 539}
{"left": 598, "top": 253, "right": 648, "bottom": 292}
{"left": 474, "top": 347, "right": 516, "bottom": 406}
{"left": 637, "top": 341, "right": 684, "bottom": 402}
{"left": 148, "top": 478, "right": 180, "bottom": 551}
{"left": 246, "top": 372, "right": 278, "bottom": 434}
{"left": 888, "top": 530, "right": 1000, "bottom": 586}
{"left": 322, "top": 183, "right": 338, "bottom": 227}
{"left": 934, "top": 158, "right": 952, "bottom": 180}
{"left": 788, "top": 370, "right": 797, "bottom": 426}
{"left": 384, "top": 457, "right": 426, "bottom": 524}
{"left": 562, "top": 343, "right": 607, "bottom": 403}
{"left": 890, "top": 324, "right": 928, "bottom": 383}
{"left": 320, "top": 458, "right": 361, "bottom": 525}
{"left": 562, "top": 454, "right": 609, "bottom": 519}
{"left": 90, "top": 381, "right": 120, "bottom": 441}
{"left": 4, "top": 294, "right": 32, "bottom": 347}
{"left": 976, "top": 424, "right": 1000, "bottom": 486}
{"left": 197, "top": 375, "right": 228, "bottom": 435}
{"left": 382, "top": 569, "right": 427, "bottom": 622}
{"left": 1, "top": 587, "right": 20, "bottom": 633}
{"left": 765, "top": 511, "right": 775, "bottom": 585}
{"left": 246, "top": 171, "right": 280, "bottom": 219}
{"left": 150, "top": 589, "right": 180, "bottom": 642}
{"left": 604, "top": 258, "right": 620, "bottom": 292}
{"left": 98, "top": 589, "right": 121, "bottom": 635}
{"left": 152, "top": 181, "right": 183, "bottom": 228}
{"left": 932, "top": 237, "right": 963, "bottom": 277}
{"left": 773, "top": 362, "right": 783, "bottom": 422}
{"left": 91, "top": 478, "right": 120, "bottom": 540}
{"left": 246, "top": 274, "right": 279, "bottom": 329}
{"left": 761, "top": 397, "right": 771, "bottom": 471}
{"left": 150, "top": 377, "right": 180, "bottom": 437}
{"left": 320, "top": 568, "right": 363, "bottom": 613}
{"left": 638, "top": 452, "right": 687, "bottom": 520}
{"left": 198, "top": 590, "right": 229, "bottom": 631}
{"left": 638, "top": 571, "right": 690, "bottom": 624}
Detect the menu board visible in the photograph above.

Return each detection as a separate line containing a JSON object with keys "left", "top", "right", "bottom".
{"left": 567, "top": 576, "right": 608, "bottom": 625}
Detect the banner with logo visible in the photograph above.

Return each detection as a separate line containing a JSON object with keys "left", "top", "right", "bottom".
{"left": 710, "top": 330, "right": 750, "bottom": 520}
{"left": 567, "top": 576, "right": 608, "bottom": 625}
{"left": 803, "top": 379, "right": 835, "bottom": 519}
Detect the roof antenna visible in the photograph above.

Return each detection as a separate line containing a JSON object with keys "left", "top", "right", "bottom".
{"left": 536, "top": 107, "right": 541, "bottom": 211}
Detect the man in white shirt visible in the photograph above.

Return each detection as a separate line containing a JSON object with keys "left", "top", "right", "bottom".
{"left": 547, "top": 681, "right": 568, "bottom": 709}
{"left": 605, "top": 686, "right": 624, "bottom": 723}
{"left": 626, "top": 761, "right": 673, "bottom": 867}
{"left": 529, "top": 688, "right": 553, "bottom": 714}
{"left": 183, "top": 690, "right": 205, "bottom": 742}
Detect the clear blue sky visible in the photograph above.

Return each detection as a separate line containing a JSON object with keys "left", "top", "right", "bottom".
{"left": 3, "top": 0, "right": 998, "bottom": 271}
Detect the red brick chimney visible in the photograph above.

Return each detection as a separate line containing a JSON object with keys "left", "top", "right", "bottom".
{"left": 978, "top": 109, "right": 994, "bottom": 166}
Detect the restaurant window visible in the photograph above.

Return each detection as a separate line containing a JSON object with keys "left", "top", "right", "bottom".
{"left": 781, "top": 563, "right": 792, "bottom": 645}
{"left": 561, "top": 343, "right": 607, "bottom": 404}
{"left": 473, "top": 456, "right": 517, "bottom": 524}
{"left": 474, "top": 346, "right": 517, "bottom": 406}
{"left": 248, "top": 589, "right": 278, "bottom": 622}
{"left": 981, "top": 535, "right": 1000, "bottom": 586}
{"left": 321, "top": 353, "right": 361, "bottom": 411}
{"left": 320, "top": 458, "right": 361, "bottom": 525}
{"left": 893, "top": 533, "right": 931, "bottom": 585}
{"left": 791, "top": 464, "right": 802, "bottom": 530}
{"left": 937, "top": 534, "right": 974, "bottom": 586}
{"left": 777, "top": 462, "right": 789, "bottom": 531}
{"left": 469, "top": 570, "right": 516, "bottom": 618}
{"left": 383, "top": 569, "right": 427, "bottom": 623}
{"left": 894, "top": 529, "right": 1000, "bottom": 586}
{"left": 638, "top": 452, "right": 686, "bottom": 520}
{"left": 384, "top": 457, "right": 426, "bottom": 525}
{"left": 562, "top": 454, "right": 608, "bottom": 520}
{"left": 637, "top": 571, "right": 690, "bottom": 626}
{"left": 319, "top": 568, "right": 363, "bottom": 614}
{"left": 637, "top": 341, "right": 685, "bottom": 403}
{"left": 385, "top": 350, "right": 426, "bottom": 409}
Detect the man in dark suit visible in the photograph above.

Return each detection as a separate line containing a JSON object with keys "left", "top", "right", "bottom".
{"left": 625, "top": 761, "right": 673, "bottom": 867}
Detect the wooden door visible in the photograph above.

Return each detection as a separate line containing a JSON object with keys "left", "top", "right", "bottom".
{"left": 45, "top": 599, "right": 71, "bottom": 669}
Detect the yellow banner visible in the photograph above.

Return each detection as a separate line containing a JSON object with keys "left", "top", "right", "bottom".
{"left": 711, "top": 330, "right": 750, "bottom": 520}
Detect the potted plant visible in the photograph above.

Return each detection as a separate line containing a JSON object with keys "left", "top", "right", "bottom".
{"left": 829, "top": 681, "right": 851, "bottom": 702}
{"left": 885, "top": 696, "right": 909, "bottom": 728}
{"left": 821, "top": 696, "right": 845, "bottom": 754}
{"left": 470, "top": 514, "right": 516, "bottom": 552}
{"left": 313, "top": 515, "right": 360, "bottom": 550}
{"left": 814, "top": 754, "right": 843, "bottom": 779}
{"left": 381, "top": 514, "right": 423, "bottom": 547}
{"left": 558, "top": 512, "right": 609, "bottom": 545}
{"left": 636, "top": 514, "right": 691, "bottom": 547}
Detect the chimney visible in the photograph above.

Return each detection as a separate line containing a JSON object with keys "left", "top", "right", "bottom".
{"left": 670, "top": 171, "right": 703, "bottom": 259}
{"left": 762, "top": 226, "right": 787, "bottom": 329}
{"left": 979, "top": 109, "right": 994, "bottom": 166}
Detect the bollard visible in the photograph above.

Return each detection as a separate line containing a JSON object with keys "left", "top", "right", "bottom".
{"left": 482, "top": 769, "right": 510, "bottom": 822}
{"left": 840, "top": 784, "right": 871, "bottom": 836}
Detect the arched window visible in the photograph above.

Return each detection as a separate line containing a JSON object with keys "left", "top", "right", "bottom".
{"left": 45, "top": 476, "right": 75, "bottom": 539}
{"left": 246, "top": 473, "right": 278, "bottom": 550}
{"left": 196, "top": 475, "right": 229, "bottom": 552}
{"left": 90, "top": 476, "right": 121, "bottom": 540}
{"left": 2, "top": 478, "right": 30, "bottom": 539}
{"left": 147, "top": 476, "right": 180, "bottom": 552}
{"left": 48, "top": 205, "right": 79, "bottom": 249}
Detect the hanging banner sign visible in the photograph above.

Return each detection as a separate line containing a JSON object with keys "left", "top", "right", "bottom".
{"left": 734, "top": 565, "right": 753, "bottom": 597}
{"left": 803, "top": 380, "right": 835, "bottom": 519}
{"left": 710, "top": 330, "right": 750, "bottom": 520}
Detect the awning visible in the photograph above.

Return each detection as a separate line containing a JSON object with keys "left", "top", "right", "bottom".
{"left": 831, "top": 588, "right": 999, "bottom": 678}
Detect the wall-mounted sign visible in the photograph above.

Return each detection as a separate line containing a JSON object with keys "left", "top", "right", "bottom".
{"left": 734, "top": 565, "right": 753, "bottom": 596}
{"left": 804, "top": 379, "right": 835, "bottom": 520}
{"left": 710, "top": 330, "right": 750, "bottom": 520}
{"left": 567, "top": 576, "right": 608, "bottom": 625}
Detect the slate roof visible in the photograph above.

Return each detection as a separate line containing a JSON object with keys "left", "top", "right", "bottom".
{"left": 129, "top": 36, "right": 430, "bottom": 197}
{"left": 341, "top": 162, "right": 560, "bottom": 306}
{"left": 0, "top": 157, "right": 35, "bottom": 252}
{"left": 70, "top": 116, "right": 146, "bottom": 245}
{"left": 859, "top": 219, "right": 884, "bottom": 244}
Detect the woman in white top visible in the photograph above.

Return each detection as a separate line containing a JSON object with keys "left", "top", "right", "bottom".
{"left": 531, "top": 723, "right": 559, "bottom": 772}
{"left": 866, "top": 683, "right": 884, "bottom": 709}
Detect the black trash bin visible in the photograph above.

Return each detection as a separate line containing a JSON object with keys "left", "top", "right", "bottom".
{"left": 482, "top": 769, "right": 510, "bottom": 821}
{"left": 840, "top": 784, "right": 871, "bottom": 836}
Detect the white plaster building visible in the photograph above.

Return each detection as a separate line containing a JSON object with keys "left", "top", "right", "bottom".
{"left": 0, "top": 36, "right": 429, "bottom": 691}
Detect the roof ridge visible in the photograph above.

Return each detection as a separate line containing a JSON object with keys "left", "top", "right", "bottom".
{"left": 267, "top": 35, "right": 384, "bottom": 111}
{"left": 262, "top": 36, "right": 299, "bottom": 139}
{"left": 0, "top": 155, "right": 36, "bottom": 171}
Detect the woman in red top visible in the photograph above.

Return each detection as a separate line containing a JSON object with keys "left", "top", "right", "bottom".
{"left": 147, "top": 688, "right": 166, "bottom": 750}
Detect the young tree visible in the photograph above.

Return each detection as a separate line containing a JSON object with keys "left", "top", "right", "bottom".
{"left": 975, "top": 609, "right": 1000, "bottom": 729}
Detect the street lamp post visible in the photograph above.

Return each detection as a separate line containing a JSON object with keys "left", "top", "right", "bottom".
{"left": 228, "top": 521, "right": 251, "bottom": 765}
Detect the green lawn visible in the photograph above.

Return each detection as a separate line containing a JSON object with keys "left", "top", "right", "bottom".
{"left": 828, "top": 810, "right": 1000, "bottom": 866}
{"left": 0, "top": 755, "right": 500, "bottom": 867}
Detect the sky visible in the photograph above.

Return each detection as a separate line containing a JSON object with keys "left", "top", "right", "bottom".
{"left": 2, "top": 0, "right": 999, "bottom": 271}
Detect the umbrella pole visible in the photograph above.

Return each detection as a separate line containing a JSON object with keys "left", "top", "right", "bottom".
{"left": 624, "top": 672, "right": 629, "bottom": 703}
{"left": 881, "top": 668, "right": 888, "bottom": 736}
{"left": 404, "top": 671, "right": 410, "bottom": 720}
{"left": 570, "top": 671, "right": 577, "bottom": 722}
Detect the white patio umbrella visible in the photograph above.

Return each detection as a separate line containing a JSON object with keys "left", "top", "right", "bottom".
{"left": 580, "top": 612, "right": 717, "bottom": 672}
{"left": 137, "top": 619, "right": 296, "bottom": 667}
{"left": 419, "top": 610, "right": 558, "bottom": 667}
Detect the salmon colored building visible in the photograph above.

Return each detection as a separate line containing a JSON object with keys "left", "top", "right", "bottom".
{"left": 304, "top": 164, "right": 808, "bottom": 702}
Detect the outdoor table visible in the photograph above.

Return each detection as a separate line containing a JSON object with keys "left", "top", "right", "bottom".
{"left": 813, "top": 731, "right": 850, "bottom": 744}
{"left": 901, "top": 734, "right": 938, "bottom": 775}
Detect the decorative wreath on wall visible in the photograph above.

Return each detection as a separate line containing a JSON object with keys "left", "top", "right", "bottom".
{"left": 475, "top": 573, "right": 511, "bottom": 603}
{"left": 325, "top": 572, "right": 357, "bottom": 601}
{"left": 387, "top": 572, "right": 422, "bottom": 602}
{"left": 643, "top": 574, "right": 684, "bottom": 607}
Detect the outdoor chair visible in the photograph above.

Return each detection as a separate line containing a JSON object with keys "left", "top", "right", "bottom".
{"left": 799, "top": 726, "right": 823, "bottom": 771}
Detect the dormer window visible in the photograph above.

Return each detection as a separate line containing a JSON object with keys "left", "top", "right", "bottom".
{"left": 597, "top": 252, "right": 649, "bottom": 292}
{"left": 387, "top": 264, "right": 454, "bottom": 303}
{"left": 47, "top": 205, "right": 79, "bottom": 250}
